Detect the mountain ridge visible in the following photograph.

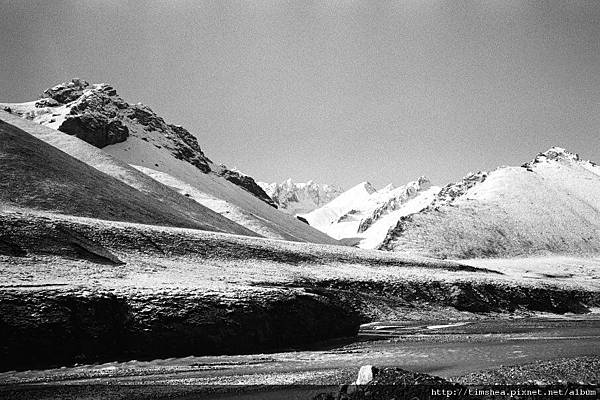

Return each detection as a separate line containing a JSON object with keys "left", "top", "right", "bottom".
{"left": 381, "top": 147, "right": 600, "bottom": 258}
{"left": 2, "top": 79, "right": 336, "bottom": 244}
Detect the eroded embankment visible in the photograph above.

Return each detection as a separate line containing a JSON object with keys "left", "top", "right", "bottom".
{"left": 285, "top": 279, "right": 600, "bottom": 321}
{"left": 0, "top": 287, "right": 361, "bottom": 371}
{"left": 2, "top": 279, "right": 598, "bottom": 372}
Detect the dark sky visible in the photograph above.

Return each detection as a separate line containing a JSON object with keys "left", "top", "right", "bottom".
{"left": 2, "top": 0, "right": 599, "bottom": 189}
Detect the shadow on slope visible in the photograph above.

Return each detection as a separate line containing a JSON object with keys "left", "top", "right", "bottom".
{"left": 0, "top": 119, "right": 248, "bottom": 233}
{"left": 0, "top": 112, "right": 260, "bottom": 237}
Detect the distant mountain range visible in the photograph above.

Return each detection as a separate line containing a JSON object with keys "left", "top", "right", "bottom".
{"left": 300, "top": 177, "right": 439, "bottom": 248}
{"left": 3, "top": 79, "right": 600, "bottom": 260}
{"left": 258, "top": 179, "right": 343, "bottom": 215}
{"left": 301, "top": 147, "right": 600, "bottom": 258}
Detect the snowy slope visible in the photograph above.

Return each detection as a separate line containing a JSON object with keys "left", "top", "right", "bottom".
{"left": 0, "top": 118, "right": 256, "bottom": 232}
{"left": 0, "top": 111, "right": 258, "bottom": 237}
{"left": 302, "top": 178, "right": 439, "bottom": 248}
{"left": 381, "top": 148, "right": 600, "bottom": 259}
{"left": 301, "top": 182, "right": 377, "bottom": 230}
{"left": 1, "top": 79, "right": 337, "bottom": 244}
{"left": 258, "top": 179, "right": 343, "bottom": 215}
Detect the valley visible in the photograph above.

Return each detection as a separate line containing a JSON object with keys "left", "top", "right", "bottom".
{"left": 1, "top": 79, "right": 599, "bottom": 398}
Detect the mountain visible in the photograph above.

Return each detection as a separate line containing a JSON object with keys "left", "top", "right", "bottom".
{"left": 302, "top": 178, "right": 439, "bottom": 247}
{"left": 0, "top": 116, "right": 260, "bottom": 236}
{"left": 0, "top": 110, "right": 259, "bottom": 237}
{"left": 258, "top": 179, "right": 343, "bottom": 215}
{"left": 2, "top": 79, "right": 337, "bottom": 244}
{"left": 381, "top": 147, "right": 600, "bottom": 259}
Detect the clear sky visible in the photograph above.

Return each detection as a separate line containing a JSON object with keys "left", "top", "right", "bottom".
{"left": 1, "top": 0, "right": 599, "bottom": 189}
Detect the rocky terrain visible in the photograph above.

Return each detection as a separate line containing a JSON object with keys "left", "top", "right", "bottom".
{"left": 34, "top": 79, "right": 274, "bottom": 205}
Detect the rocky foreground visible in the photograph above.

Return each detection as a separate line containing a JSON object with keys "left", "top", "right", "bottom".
{"left": 313, "top": 359, "right": 600, "bottom": 400}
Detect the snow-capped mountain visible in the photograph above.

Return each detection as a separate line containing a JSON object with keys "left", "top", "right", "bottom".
{"left": 2, "top": 79, "right": 337, "bottom": 244}
{"left": 302, "top": 178, "right": 439, "bottom": 248}
{"left": 258, "top": 179, "right": 343, "bottom": 215}
{"left": 381, "top": 147, "right": 600, "bottom": 259}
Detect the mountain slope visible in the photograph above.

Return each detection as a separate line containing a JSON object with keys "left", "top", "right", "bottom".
{"left": 302, "top": 178, "right": 439, "bottom": 247}
{"left": 302, "top": 181, "right": 377, "bottom": 229}
{"left": 2, "top": 79, "right": 337, "bottom": 244}
{"left": 258, "top": 179, "right": 343, "bottom": 215}
{"left": 0, "top": 118, "right": 255, "bottom": 233}
{"left": 0, "top": 111, "right": 259, "bottom": 237}
{"left": 381, "top": 148, "right": 600, "bottom": 259}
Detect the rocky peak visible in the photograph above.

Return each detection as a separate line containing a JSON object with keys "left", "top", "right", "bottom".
{"left": 358, "top": 181, "right": 377, "bottom": 195}
{"left": 25, "top": 79, "right": 278, "bottom": 206}
{"left": 39, "top": 78, "right": 92, "bottom": 104}
{"left": 32, "top": 79, "right": 215, "bottom": 171}
{"left": 259, "top": 179, "right": 344, "bottom": 214}
{"left": 526, "top": 146, "right": 581, "bottom": 166}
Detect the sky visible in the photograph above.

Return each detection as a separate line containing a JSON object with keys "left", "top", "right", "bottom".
{"left": 1, "top": 0, "right": 599, "bottom": 189}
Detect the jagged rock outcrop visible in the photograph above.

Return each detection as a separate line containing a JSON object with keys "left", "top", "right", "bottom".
{"left": 59, "top": 114, "right": 129, "bottom": 148}
{"left": 13, "top": 79, "right": 287, "bottom": 205}
{"left": 38, "top": 80, "right": 131, "bottom": 148}
{"left": 523, "top": 146, "right": 583, "bottom": 169}
{"left": 218, "top": 168, "right": 277, "bottom": 208}
{"left": 39, "top": 78, "right": 94, "bottom": 104}
{"left": 34, "top": 79, "right": 214, "bottom": 172}
{"left": 431, "top": 171, "right": 487, "bottom": 208}
{"left": 357, "top": 177, "right": 431, "bottom": 233}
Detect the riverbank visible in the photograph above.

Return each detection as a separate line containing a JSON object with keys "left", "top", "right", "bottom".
{"left": 2, "top": 209, "right": 600, "bottom": 371}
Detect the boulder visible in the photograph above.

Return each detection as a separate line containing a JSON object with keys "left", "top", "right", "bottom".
{"left": 356, "top": 365, "right": 377, "bottom": 385}
{"left": 58, "top": 114, "right": 129, "bottom": 148}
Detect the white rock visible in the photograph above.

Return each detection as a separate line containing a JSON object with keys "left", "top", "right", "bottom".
{"left": 356, "top": 365, "right": 375, "bottom": 385}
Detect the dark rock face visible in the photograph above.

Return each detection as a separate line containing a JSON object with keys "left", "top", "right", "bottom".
{"left": 40, "top": 78, "right": 91, "bottom": 104}
{"left": 59, "top": 114, "right": 129, "bottom": 148}
{"left": 34, "top": 79, "right": 280, "bottom": 206}
{"left": 36, "top": 80, "right": 214, "bottom": 172}
{"left": 218, "top": 168, "right": 277, "bottom": 208}
{"left": 297, "top": 215, "right": 309, "bottom": 224}
{"left": 169, "top": 125, "right": 212, "bottom": 173}
{"left": 297, "top": 279, "right": 596, "bottom": 317}
{"left": 0, "top": 288, "right": 360, "bottom": 371}
{"left": 434, "top": 171, "right": 488, "bottom": 206}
